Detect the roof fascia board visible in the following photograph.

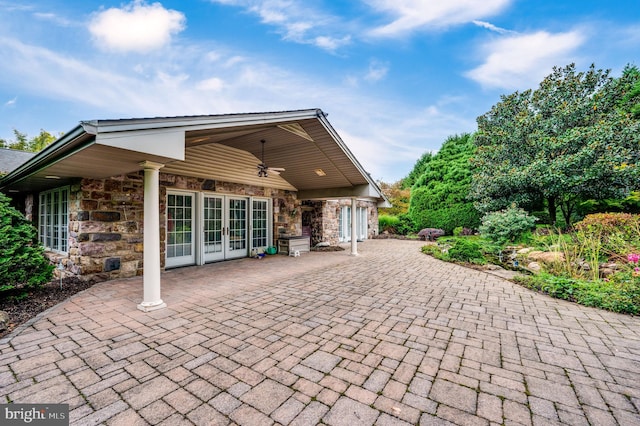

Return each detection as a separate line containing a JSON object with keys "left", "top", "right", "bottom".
{"left": 82, "top": 109, "right": 322, "bottom": 134}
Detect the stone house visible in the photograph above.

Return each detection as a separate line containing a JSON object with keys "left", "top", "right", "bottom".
{"left": 0, "top": 109, "right": 389, "bottom": 311}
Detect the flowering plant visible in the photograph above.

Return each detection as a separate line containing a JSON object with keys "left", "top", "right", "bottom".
{"left": 628, "top": 253, "right": 640, "bottom": 264}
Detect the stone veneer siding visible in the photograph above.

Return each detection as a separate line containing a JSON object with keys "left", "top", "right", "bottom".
{"left": 36, "top": 171, "right": 301, "bottom": 284}
{"left": 302, "top": 199, "right": 379, "bottom": 246}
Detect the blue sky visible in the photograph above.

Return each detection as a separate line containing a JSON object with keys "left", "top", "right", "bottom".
{"left": 0, "top": 1, "right": 637, "bottom": 182}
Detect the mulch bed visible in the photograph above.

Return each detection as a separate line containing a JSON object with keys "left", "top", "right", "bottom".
{"left": 0, "top": 279, "right": 96, "bottom": 339}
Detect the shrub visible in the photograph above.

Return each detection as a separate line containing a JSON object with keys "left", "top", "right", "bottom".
{"left": 479, "top": 206, "right": 537, "bottom": 245}
{"left": 421, "top": 237, "right": 487, "bottom": 264}
{"left": 378, "top": 214, "right": 400, "bottom": 233}
{"left": 453, "top": 227, "right": 474, "bottom": 237}
{"left": 378, "top": 214, "right": 415, "bottom": 235}
{"left": 573, "top": 213, "right": 640, "bottom": 258}
{"left": 396, "top": 213, "right": 416, "bottom": 235}
{"left": 447, "top": 239, "right": 485, "bottom": 264}
{"left": 407, "top": 134, "right": 481, "bottom": 235}
{"left": 410, "top": 197, "right": 480, "bottom": 235}
{"left": 0, "top": 193, "right": 54, "bottom": 295}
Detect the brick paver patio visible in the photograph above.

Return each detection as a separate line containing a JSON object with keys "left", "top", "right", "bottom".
{"left": 2, "top": 239, "right": 640, "bottom": 425}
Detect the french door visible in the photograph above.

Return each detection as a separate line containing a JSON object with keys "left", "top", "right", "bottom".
{"left": 202, "top": 195, "right": 251, "bottom": 261}
{"left": 226, "top": 197, "right": 248, "bottom": 259}
{"left": 167, "top": 192, "right": 270, "bottom": 267}
{"left": 203, "top": 195, "right": 224, "bottom": 262}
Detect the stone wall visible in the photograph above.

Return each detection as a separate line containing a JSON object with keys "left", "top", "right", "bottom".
{"left": 68, "top": 173, "right": 146, "bottom": 282}
{"left": 322, "top": 200, "right": 341, "bottom": 245}
{"left": 31, "top": 171, "right": 378, "bottom": 283}
{"left": 301, "top": 199, "right": 380, "bottom": 246}
{"left": 301, "top": 201, "right": 324, "bottom": 246}
{"left": 43, "top": 172, "right": 300, "bottom": 283}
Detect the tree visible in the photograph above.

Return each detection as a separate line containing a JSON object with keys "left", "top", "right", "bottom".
{"left": 618, "top": 65, "right": 640, "bottom": 118}
{"left": 378, "top": 180, "right": 410, "bottom": 216}
{"left": 402, "top": 151, "right": 433, "bottom": 189}
{"left": 408, "top": 133, "right": 480, "bottom": 234}
{"left": 471, "top": 63, "right": 640, "bottom": 226}
{"left": 0, "top": 129, "right": 58, "bottom": 152}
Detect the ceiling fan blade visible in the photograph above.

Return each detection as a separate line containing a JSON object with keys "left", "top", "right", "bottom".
{"left": 268, "top": 167, "right": 285, "bottom": 172}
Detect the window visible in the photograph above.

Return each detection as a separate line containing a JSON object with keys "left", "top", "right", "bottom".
{"left": 167, "top": 193, "right": 194, "bottom": 259}
{"left": 358, "top": 207, "right": 368, "bottom": 241}
{"left": 339, "top": 205, "right": 367, "bottom": 242}
{"left": 39, "top": 187, "right": 69, "bottom": 253}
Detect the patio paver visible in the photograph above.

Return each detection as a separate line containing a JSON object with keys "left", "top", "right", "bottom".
{"left": 2, "top": 239, "right": 640, "bottom": 425}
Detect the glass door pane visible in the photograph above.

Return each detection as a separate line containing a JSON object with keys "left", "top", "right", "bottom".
{"left": 227, "top": 197, "right": 247, "bottom": 258}
{"left": 166, "top": 192, "right": 196, "bottom": 267}
{"left": 252, "top": 199, "right": 268, "bottom": 249}
{"left": 203, "top": 195, "right": 224, "bottom": 262}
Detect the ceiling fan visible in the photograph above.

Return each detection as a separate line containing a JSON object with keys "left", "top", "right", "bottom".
{"left": 257, "top": 139, "right": 285, "bottom": 177}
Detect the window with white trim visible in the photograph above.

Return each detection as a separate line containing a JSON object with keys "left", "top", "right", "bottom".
{"left": 358, "top": 207, "right": 367, "bottom": 241}
{"left": 339, "top": 206, "right": 350, "bottom": 242}
{"left": 39, "top": 187, "right": 69, "bottom": 253}
{"left": 339, "top": 206, "right": 368, "bottom": 242}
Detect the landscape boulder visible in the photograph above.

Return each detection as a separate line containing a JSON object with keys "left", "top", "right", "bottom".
{"left": 526, "top": 250, "right": 565, "bottom": 263}
{"left": 0, "top": 311, "right": 9, "bottom": 331}
{"left": 527, "top": 262, "right": 542, "bottom": 273}
{"left": 418, "top": 228, "right": 445, "bottom": 241}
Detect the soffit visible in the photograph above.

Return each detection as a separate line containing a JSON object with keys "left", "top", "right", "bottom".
{"left": 2, "top": 143, "right": 173, "bottom": 193}
{"left": 182, "top": 117, "right": 370, "bottom": 192}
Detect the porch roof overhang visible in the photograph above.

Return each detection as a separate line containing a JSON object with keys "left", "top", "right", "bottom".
{"left": 0, "top": 109, "right": 390, "bottom": 207}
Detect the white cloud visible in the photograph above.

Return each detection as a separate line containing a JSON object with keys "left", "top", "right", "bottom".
{"left": 33, "top": 12, "right": 73, "bottom": 27}
{"left": 472, "top": 20, "right": 514, "bottom": 34}
{"left": 465, "top": 30, "right": 585, "bottom": 90}
{"left": 88, "top": 1, "right": 186, "bottom": 53}
{"left": 366, "top": 0, "right": 512, "bottom": 36}
{"left": 333, "top": 99, "right": 476, "bottom": 182}
{"left": 197, "top": 77, "right": 225, "bottom": 91}
{"left": 209, "top": 0, "right": 351, "bottom": 52}
{"left": 314, "top": 35, "right": 351, "bottom": 51}
{"left": 4, "top": 96, "right": 17, "bottom": 107}
{"left": 365, "top": 59, "right": 389, "bottom": 82}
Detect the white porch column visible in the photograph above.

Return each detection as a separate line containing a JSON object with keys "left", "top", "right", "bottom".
{"left": 137, "top": 161, "right": 167, "bottom": 312}
{"left": 350, "top": 197, "right": 358, "bottom": 256}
